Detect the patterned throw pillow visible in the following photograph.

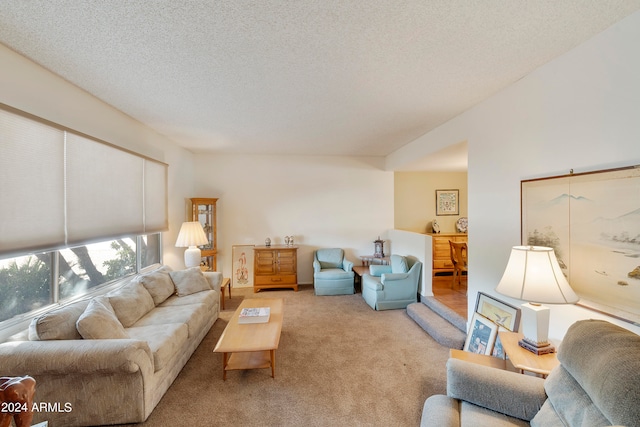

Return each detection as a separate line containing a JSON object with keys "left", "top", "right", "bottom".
{"left": 169, "top": 267, "right": 212, "bottom": 297}
{"left": 76, "top": 296, "right": 129, "bottom": 339}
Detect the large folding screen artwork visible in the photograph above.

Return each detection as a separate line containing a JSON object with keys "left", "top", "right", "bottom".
{"left": 521, "top": 165, "right": 640, "bottom": 326}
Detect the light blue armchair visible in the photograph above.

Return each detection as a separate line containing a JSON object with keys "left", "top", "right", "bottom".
{"left": 362, "top": 255, "right": 422, "bottom": 310}
{"left": 313, "top": 248, "right": 355, "bottom": 295}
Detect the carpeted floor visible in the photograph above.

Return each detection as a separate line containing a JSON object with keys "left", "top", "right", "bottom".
{"left": 126, "top": 285, "right": 449, "bottom": 426}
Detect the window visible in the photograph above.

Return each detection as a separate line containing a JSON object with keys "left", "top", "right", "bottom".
{"left": 0, "top": 234, "right": 161, "bottom": 325}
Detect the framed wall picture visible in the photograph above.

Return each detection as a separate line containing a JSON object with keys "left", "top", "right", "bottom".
{"left": 436, "top": 189, "right": 459, "bottom": 216}
{"left": 521, "top": 165, "right": 640, "bottom": 326}
{"left": 232, "top": 245, "right": 254, "bottom": 288}
{"left": 463, "top": 312, "right": 498, "bottom": 355}
{"left": 474, "top": 292, "right": 521, "bottom": 332}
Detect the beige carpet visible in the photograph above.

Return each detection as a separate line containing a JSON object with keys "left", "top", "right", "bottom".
{"left": 126, "top": 285, "right": 449, "bottom": 426}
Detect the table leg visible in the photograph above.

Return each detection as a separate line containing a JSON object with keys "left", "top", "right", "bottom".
{"left": 222, "top": 353, "right": 228, "bottom": 381}
{"left": 270, "top": 350, "right": 276, "bottom": 378}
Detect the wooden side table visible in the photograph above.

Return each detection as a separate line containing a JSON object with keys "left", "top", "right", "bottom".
{"left": 498, "top": 331, "right": 559, "bottom": 378}
{"left": 449, "top": 349, "right": 507, "bottom": 370}
{"left": 352, "top": 265, "right": 368, "bottom": 293}
{"left": 220, "top": 277, "right": 231, "bottom": 310}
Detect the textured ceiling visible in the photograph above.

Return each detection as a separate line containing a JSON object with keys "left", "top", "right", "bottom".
{"left": 1, "top": 1, "right": 639, "bottom": 167}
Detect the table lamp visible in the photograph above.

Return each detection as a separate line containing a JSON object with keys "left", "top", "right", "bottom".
{"left": 495, "top": 246, "right": 579, "bottom": 353}
{"left": 175, "top": 221, "right": 209, "bottom": 268}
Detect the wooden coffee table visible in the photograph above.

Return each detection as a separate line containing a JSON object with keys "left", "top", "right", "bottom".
{"left": 213, "top": 298, "right": 283, "bottom": 380}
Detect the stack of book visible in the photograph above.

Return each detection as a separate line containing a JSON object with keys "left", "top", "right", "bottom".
{"left": 518, "top": 339, "right": 555, "bottom": 355}
{"left": 238, "top": 307, "right": 271, "bottom": 324}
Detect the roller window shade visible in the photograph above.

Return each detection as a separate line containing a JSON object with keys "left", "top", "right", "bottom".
{"left": 65, "top": 133, "right": 145, "bottom": 244}
{"left": 0, "top": 111, "right": 65, "bottom": 255}
{"left": 0, "top": 105, "right": 168, "bottom": 257}
{"left": 144, "top": 159, "right": 168, "bottom": 232}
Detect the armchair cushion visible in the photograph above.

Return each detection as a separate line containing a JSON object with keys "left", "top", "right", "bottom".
{"left": 315, "top": 248, "right": 345, "bottom": 269}
{"left": 369, "top": 264, "right": 391, "bottom": 276}
{"left": 390, "top": 254, "right": 408, "bottom": 273}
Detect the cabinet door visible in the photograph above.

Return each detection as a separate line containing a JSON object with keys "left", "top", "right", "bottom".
{"left": 255, "top": 250, "right": 276, "bottom": 275}
{"left": 277, "top": 249, "right": 297, "bottom": 275}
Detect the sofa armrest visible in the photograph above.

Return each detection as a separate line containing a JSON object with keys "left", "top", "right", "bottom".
{"left": 312, "top": 260, "right": 321, "bottom": 273}
{"left": 369, "top": 265, "right": 391, "bottom": 276}
{"left": 0, "top": 339, "right": 154, "bottom": 376}
{"left": 446, "top": 358, "right": 546, "bottom": 421}
{"left": 342, "top": 259, "right": 354, "bottom": 272}
{"left": 204, "top": 271, "right": 223, "bottom": 293}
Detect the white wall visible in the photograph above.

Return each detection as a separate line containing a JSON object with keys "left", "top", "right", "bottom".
{"left": 193, "top": 154, "right": 394, "bottom": 284}
{"left": 0, "top": 44, "right": 194, "bottom": 269}
{"left": 388, "top": 11, "right": 640, "bottom": 338}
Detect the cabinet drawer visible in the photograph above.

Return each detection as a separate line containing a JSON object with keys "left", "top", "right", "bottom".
{"left": 434, "top": 260, "right": 454, "bottom": 269}
{"left": 254, "top": 275, "right": 297, "bottom": 285}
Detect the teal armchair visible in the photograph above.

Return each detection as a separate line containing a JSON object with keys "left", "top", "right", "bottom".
{"left": 362, "top": 255, "right": 422, "bottom": 310}
{"left": 313, "top": 248, "right": 355, "bottom": 295}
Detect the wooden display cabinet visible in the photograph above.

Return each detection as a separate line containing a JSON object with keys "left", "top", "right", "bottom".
{"left": 253, "top": 246, "right": 298, "bottom": 293}
{"left": 190, "top": 198, "right": 218, "bottom": 271}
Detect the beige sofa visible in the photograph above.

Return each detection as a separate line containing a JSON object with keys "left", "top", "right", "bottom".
{"left": 0, "top": 265, "right": 221, "bottom": 427}
{"left": 420, "top": 319, "right": 640, "bottom": 427}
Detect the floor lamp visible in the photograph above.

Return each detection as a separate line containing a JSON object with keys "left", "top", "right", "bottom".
{"left": 175, "top": 221, "right": 209, "bottom": 268}
{"left": 495, "top": 246, "right": 579, "bottom": 353}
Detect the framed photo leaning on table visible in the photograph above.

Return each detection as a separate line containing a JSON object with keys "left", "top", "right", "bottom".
{"left": 464, "top": 312, "right": 498, "bottom": 355}
{"left": 475, "top": 292, "right": 521, "bottom": 332}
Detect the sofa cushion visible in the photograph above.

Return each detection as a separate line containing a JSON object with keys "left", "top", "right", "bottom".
{"left": 390, "top": 255, "right": 408, "bottom": 273}
{"left": 138, "top": 266, "right": 175, "bottom": 305}
{"left": 169, "top": 267, "right": 211, "bottom": 296}
{"left": 127, "top": 323, "right": 188, "bottom": 372}
{"left": 28, "top": 299, "right": 90, "bottom": 341}
{"left": 134, "top": 303, "right": 210, "bottom": 338}
{"left": 160, "top": 289, "right": 218, "bottom": 308}
{"left": 108, "top": 280, "right": 155, "bottom": 327}
{"left": 314, "top": 268, "right": 353, "bottom": 280}
{"left": 76, "top": 296, "right": 129, "bottom": 340}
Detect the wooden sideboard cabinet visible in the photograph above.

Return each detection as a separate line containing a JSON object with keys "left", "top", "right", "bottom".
{"left": 427, "top": 233, "right": 467, "bottom": 279}
{"left": 253, "top": 246, "right": 298, "bottom": 293}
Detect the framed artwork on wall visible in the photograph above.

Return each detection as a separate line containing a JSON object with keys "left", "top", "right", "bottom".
{"left": 232, "top": 245, "right": 254, "bottom": 288}
{"left": 474, "top": 292, "right": 521, "bottom": 332}
{"left": 436, "top": 189, "right": 459, "bottom": 216}
{"left": 521, "top": 165, "right": 640, "bottom": 326}
{"left": 463, "top": 312, "right": 498, "bottom": 355}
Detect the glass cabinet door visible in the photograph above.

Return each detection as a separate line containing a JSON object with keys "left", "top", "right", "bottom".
{"left": 190, "top": 198, "right": 217, "bottom": 271}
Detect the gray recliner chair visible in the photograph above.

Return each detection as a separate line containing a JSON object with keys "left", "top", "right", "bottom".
{"left": 313, "top": 248, "right": 355, "bottom": 295}
{"left": 420, "top": 319, "right": 640, "bottom": 426}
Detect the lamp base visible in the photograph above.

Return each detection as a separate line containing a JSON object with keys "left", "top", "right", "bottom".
{"left": 518, "top": 339, "right": 556, "bottom": 355}
{"left": 184, "top": 246, "right": 202, "bottom": 269}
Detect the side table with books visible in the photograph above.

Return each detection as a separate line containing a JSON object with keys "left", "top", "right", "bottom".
{"left": 498, "top": 331, "right": 559, "bottom": 378}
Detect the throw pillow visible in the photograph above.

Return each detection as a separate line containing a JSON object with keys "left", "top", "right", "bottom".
{"left": 28, "top": 299, "right": 90, "bottom": 341}
{"left": 169, "top": 267, "right": 211, "bottom": 296}
{"left": 139, "top": 266, "right": 175, "bottom": 305}
{"left": 108, "top": 280, "right": 155, "bottom": 327}
{"left": 390, "top": 255, "right": 409, "bottom": 273}
{"left": 76, "top": 296, "right": 129, "bottom": 340}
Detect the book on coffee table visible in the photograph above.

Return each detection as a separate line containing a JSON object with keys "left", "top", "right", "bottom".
{"left": 238, "top": 307, "right": 270, "bottom": 324}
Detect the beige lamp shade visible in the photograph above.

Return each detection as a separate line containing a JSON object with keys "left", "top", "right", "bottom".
{"left": 175, "top": 221, "right": 208, "bottom": 248}
{"left": 496, "top": 246, "right": 579, "bottom": 304}
{"left": 175, "top": 221, "right": 208, "bottom": 268}
{"left": 496, "top": 246, "right": 579, "bottom": 348}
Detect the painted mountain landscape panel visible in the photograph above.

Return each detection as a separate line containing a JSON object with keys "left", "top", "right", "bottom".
{"left": 522, "top": 166, "right": 640, "bottom": 325}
